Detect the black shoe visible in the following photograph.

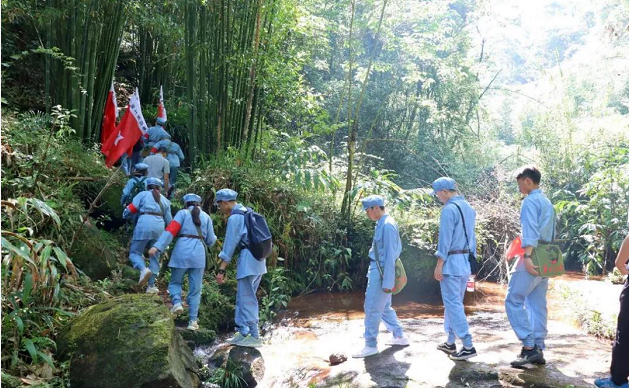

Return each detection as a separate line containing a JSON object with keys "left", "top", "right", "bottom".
{"left": 437, "top": 342, "right": 457, "bottom": 355}
{"left": 531, "top": 350, "right": 546, "bottom": 365}
{"left": 449, "top": 347, "right": 477, "bottom": 361}
{"left": 511, "top": 345, "right": 544, "bottom": 367}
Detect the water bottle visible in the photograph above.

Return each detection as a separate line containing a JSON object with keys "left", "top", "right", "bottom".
{"left": 466, "top": 275, "right": 475, "bottom": 292}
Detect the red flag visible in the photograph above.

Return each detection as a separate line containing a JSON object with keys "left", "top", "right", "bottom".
{"left": 101, "top": 90, "right": 149, "bottom": 167}
{"left": 506, "top": 236, "right": 525, "bottom": 261}
{"left": 100, "top": 82, "right": 118, "bottom": 144}
{"left": 157, "top": 85, "right": 167, "bottom": 121}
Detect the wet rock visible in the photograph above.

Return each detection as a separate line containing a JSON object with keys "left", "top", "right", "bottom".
{"left": 210, "top": 345, "right": 264, "bottom": 387}
{"left": 177, "top": 327, "right": 216, "bottom": 350}
{"left": 499, "top": 365, "right": 593, "bottom": 388}
{"left": 328, "top": 353, "right": 347, "bottom": 366}
{"left": 57, "top": 294, "right": 199, "bottom": 388}
{"left": 293, "top": 329, "right": 319, "bottom": 341}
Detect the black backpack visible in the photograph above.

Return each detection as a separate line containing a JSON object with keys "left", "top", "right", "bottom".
{"left": 231, "top": 207, "right": 273, "bottom": 261}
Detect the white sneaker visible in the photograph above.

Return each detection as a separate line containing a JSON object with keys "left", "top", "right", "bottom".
{"left": 385, "top": 336, "right": 410, "bottom": 346}
{"left": 146, "top": 286, "right": 159, "bottom": 294}
{"left": 187, "top": 321, "right": 199, "bottom": 331}
{"left": 352, "top": 346, "right": 379, "bottom": 358}
{"left": 138, "top": 268, "right": 152, "bottom": 285}
{"left": 170, "top": 303, "right": 184, "bottom": 315}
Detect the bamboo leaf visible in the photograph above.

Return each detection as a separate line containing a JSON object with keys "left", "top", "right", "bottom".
{"left": 29, "top": 199, "right": 61, "bottom": 227}
{"left": 22, "top": 274, "right": 33, "bottom": 305}
{"left": 40, "top": 245, "right": 52, "bottom": 267}
{"left": 1, "top": 237, "right": 31, "bottom": 261}
{"left": 53, "top": 247, "right": 68, "bottom": 270}
{"left": 14, "top": 316, "right": 24, "bottom": 336}
{"left": 22, "top": 339, "right": 38, "bottom": 363}
{"left": 37, "top": 351, "right": 55, "bottom": 369}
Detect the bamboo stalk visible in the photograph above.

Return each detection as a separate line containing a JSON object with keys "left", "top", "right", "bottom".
{"left": 241, "top": 0, "right": 264, "bottom": 146}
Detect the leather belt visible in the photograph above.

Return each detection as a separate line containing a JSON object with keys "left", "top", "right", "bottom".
{"left": 448, "top": 249, "right": 469, "bottom": 255}
{"left": 141, "top": 212, "right": 163, "bottom": 217}
{"left": 179, "top": 234, "right": 202, "bottom": 239}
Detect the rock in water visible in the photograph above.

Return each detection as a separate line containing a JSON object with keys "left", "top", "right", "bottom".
{"left": 329, "top": 353, "right": 347, "bottom": 366}
{"left": 57, "top": 294, "right": 199, "bottom": 388}
{"left": 210, "top": 345, "right": 265, "bottom": 387}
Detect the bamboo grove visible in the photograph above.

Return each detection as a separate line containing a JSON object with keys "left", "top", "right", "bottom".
{"left": 5, "top": 0, "right": 287, "bottom": 161}
{"left": 46, "top": 0, "right": 127, "bottom": 141}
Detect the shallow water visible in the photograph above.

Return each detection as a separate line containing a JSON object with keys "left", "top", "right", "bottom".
{"left": 199, "top": 272, "right": 615, "bottom": 387}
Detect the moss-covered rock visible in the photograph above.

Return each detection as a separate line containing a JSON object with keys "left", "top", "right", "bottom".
{"left": 96, "top": 180, "right": 126, "bottom": 227}
{"left": 57, "top": 294, "right": 199, "bottom": 388}
{"left": 1, "top": 372, "right": 23, "bottom": 388}
{"left": 177, "top": 327, "right": 216, "bottom": 350}
{"left": 69, "top": 223, "right": 121, "bottom": 280}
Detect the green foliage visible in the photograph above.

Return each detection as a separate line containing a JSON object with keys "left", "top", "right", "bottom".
{"left": 259, "top": 266, "right": 294, "bottom": 323}
{"left": 1, "top": 112, "right": 121, "bottom": 384}
{"left": 1, "top": 197, "right": 76, "bottom": 379}
{"left": 557, "top": 282, "right": 618, "bottom": 340}
{"left": 186, "top": 150, "right": 372, "bottom": 294}
{"left": 554, "top": 145, "right": 629, "bottom": 274}
{"left": 265, "top": 131, "right": 341, "bottom": 193}
{"left": 197, "top": 276, "right": 236, "bottom": 332}
{"left": 209, "top": 358, "right": 247, "bottom": 388}
{"left": 606, "top": 268, "right": 627, "bottom": 285}
{"left": 1, "top": 111, "right": 120, "bottom": 248}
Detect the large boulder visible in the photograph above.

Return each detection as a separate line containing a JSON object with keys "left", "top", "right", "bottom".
{"left": 57, "top": 294, "right": 199, "bottom": 388}
{"left": 209, "top": 345, "right": 265, "bottom": 387}
{"left": 95, "top": 180, "right": 127, "bottom": 229}
{"left": 69, "top": 222, "right": 121, "bottom": 280}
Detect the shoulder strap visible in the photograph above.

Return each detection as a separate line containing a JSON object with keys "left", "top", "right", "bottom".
{"left": 132, "top": 177, "right": 146, "bottom": 190}
{"left": 231, "top": 207, "right": 249, "bottom": 216}
{"left": 546, "top": 206, "right": 557, "bottom": 243}
{"left": 451, "top": 202, "right": 470, "bottom": 250}
{"left": 373, "top": 226, "right": 385, "bottom": 279}
{"left": 154, "top": 193, "right": 166, "bottom": 216}
{"left": 223, "top": 207, "right": 249, "bottom": 250}
{"left": 189, "top": 209, "right": 207, "bottom": 249}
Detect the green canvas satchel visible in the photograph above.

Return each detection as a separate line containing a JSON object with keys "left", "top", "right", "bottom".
{"left": 532, "top": 210, "right": 564, "bottom": 278}
{"left": 373, "top": 231, "right": 407, "bottom": 295}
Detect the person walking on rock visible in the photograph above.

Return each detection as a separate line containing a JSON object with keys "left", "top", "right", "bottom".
{"left": 122, "top": 177, "right": 171, "bottom": 294}
{"left": 432, "top": 177, "right": 478, "bottom": 361}
{"left": 505, "top": 166, "right": 554, "bottom": 367}
{"left": 214, "top": 189, "right": 267, "bottom": 348}
{"left": 149, "top": 193, "right": 217, "bottom": 331}
{"left": 352, "top": 195, "right": 409, "bottom": 359}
